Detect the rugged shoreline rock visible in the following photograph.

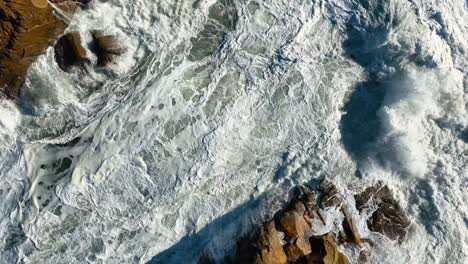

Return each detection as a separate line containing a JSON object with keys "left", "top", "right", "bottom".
{"left": 205, "top": 181, "right": 411, "bottom": 264}
{"left": 54, "top": 31, "right": 90, "bottom": 71}
{"left": 53, "top": 30, "right": 126, "bottom": 71}
{"left": 355, "top": 181, "right": 411, "bottom": 244}
{"left": 90, "top": 30, "right": 126, "bottom": 67}
{"left": 230, "top": 184, "right": 358, "bottom": 264}
{"left": 0, "top": 0, "right": 89, "bottom": 98}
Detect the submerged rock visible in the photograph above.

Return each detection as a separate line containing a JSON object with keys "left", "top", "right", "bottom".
{"left": 0, "top": 0, "right": 90, "bottom": 98}
{"left": 319, "top": 181, "right": 342, "bottom": 208}
{"left": 90, "top": 30, "right": 126, "bottom": 66}
{"left": 54, "top": 31, "right": 90, "bottom": 71}
{"left": 319, "top": 181, "right": 362, "bottom": 246}
{"left": 355, "top": 181, "right": 411, "bottom": 243}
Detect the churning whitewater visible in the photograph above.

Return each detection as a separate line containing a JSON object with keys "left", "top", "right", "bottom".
{"left": 0, "top": 0, "right": 466, "bottom": 263}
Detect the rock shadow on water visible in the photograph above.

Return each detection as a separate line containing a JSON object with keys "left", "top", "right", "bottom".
{"left": 146, "top": 182, "right": 324, "bottom": 263}
{"left": 338, "top": 0, "right": 398, "bottom": 166}
{"left": 338, "top": 0, "right": 435, "bottom": 169}
{"left": 339, "top": 81, "right": 385, "bottom": 162}
{"left": 146, "top": 195, "right": 268, "bottom": 264}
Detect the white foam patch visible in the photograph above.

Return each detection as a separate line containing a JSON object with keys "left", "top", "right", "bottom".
{"left": 377, "top": 68, "right": 439, "bottom": 178}
{"left": 0, "top": 100, "right": 20, "bottom": 133}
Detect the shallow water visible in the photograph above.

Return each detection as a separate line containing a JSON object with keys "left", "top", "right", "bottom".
{"left": 0, "top": 0, "right": 466, "bottom": 263}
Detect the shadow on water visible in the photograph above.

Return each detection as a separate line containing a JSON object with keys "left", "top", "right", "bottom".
{"left": 461, "top": 128, "right": 468, "bottom": 143}
{"left": 339, "top": 1, "right": 396, "bottom": 166}
{"left": 339, "top": 0, "right": 439, "bottom": 165}
{"left": 340, "top": 81, "right": 385, "bottom": 161}
{"left": 146, "top": 195, "right": 266, "bottom": 264}
{"left": 339, "top": 0, "right": 447, "bottom": 238}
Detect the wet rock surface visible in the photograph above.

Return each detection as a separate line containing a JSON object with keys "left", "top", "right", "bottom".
{"left": 0, "top": 0, "right": 89, "bottom": 98}
{"left": 90, "top": 30, "right": 126, "bottom": 67}
{"left": 234, "top": 221, "right": 288, "bottom": 264}
{"left": 205, "top": 181, "right": 411, "bottom": 264}
{"left": 355, "top": 181, "right": 411, "bottom": 244}
{"left": 54, "top": 31, "right": 90, "bottom": 71}
{"left": 230, "top": 183, "right": 357, "bottom": 264}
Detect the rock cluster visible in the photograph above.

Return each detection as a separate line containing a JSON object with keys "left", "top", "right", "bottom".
{"left": 219, "top": 181, "right": 410, "bottom": 264}
{"left": 355, "top": 182, "right": 411, "bottom": 244}
{"left": 0, "top": 0, "right": 88, "bottom": 98}
{"left": 53, "top": 30, "right": 125, "bottom": 71}
{"left": 232, "top": 184, "right": 357, "bottom": 264}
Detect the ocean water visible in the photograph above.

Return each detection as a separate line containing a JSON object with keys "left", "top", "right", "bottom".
{"left": 0, "top": 0, "right": 466, "bottom": 263}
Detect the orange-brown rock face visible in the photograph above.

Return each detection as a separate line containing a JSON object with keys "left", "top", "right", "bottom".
{"left": 234, "top": 221, "right": 288, "bottom": 264}
{"left": 276, "top": 197, "right": 315, "bottom": 261}
{"left": 224, "top": 181, "right": 411, "bottom": 264}
{"left": 231, "top": 186, "right": 356, "bottom": 264}
{"left": 0, "top": 0, "right": 86, "bottom": 98}
{"left": 321, "top": 234, "right": 350, "bottom": 264}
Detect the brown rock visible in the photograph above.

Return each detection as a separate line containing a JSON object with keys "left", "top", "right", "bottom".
{"left": 318, "top": 182, "right": 362, "bottom": 246}
{"left": 341, "top": 205, "right": 362, "bottom": 246}
{"left": 358, "top": 250, "right": 370, "bottom": 263}
{"left": 31, "top": 0, "right": 49, "bottom": 9}
{"left": 90, "top": 30, "right": 125, "bottom": 66}
{"left": 231, "top": 183, "right": 373, "bottom": 264}
{"left": 319, "top": 182, "right": 341, "bottom": 208}
{"left": 275, "top": 198, "right": 313, "bottom": 260}
{"left": 302, "top": 192, "right": 318, "bottom": 210}
{"left": 304, "top": 234, "right": 350, "bottom": 264}
{"left": 322, "top": 234, "right": 350, "bottom": 264}
{"left": 233, "top": 221, "right": 287, "bottom": 264}
{"left": 0, "top": 0, "right": 90, "bottom": 98}
{"left": 355, "top": 182, "right": 411, "bottom": 243}
{"left": 54, "top": 31, "right": 90, "bottom": 71}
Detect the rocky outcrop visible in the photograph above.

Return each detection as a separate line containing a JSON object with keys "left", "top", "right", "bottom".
{"left": 355, "top": 181, "right": 411, "bottom": 244}
{"left": 0, "top": 0, "right": 89, "bottom": 98}
{"left": 90, "top": 30, "right": 125, "bottom": 66}
{"left": 53, "top": 30, "right": 125, "bottom": 70}
{"left": 230, "top": 183, "right": 360, "bottom": 264}
{"left": 318, "top": 182, "right": 362, "bottom": 246}
{"left": 212, "top": 181, "right": 411, "bottom": 264}
{"left": 54, "top": 31, "right": 90, "bottom": 71}
{"left": 234, "top": 221, "right": 288, "bottom": 264}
